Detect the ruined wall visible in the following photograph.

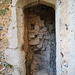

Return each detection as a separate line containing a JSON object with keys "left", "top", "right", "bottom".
{"left": 0, "top": 0, "right": 75, "bottom": 75}
{"left": 4, "top": 0, "right": 56, "bottom": 75}
{"left": 28, "top": 15, "right": 51, "bottom": 75}
{"left": 25, "top": 4, "right": 56, "bottom": 75}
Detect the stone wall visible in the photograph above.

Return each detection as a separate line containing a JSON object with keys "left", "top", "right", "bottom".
{"left": 68, "top": 0, "right": 75, "bottom": 75}
{"left": 0, "top": 0, "right": 13, "bottom": 74}
{"left": 0, "top": 0, "right": 75, "bottom": 75}
{"left": 56, "top": 0, "right": 75, "bottom": 75}
{"left": 25, "top": 4, "right": 56, "bottom": 75}
{"left": 56, "top": 0, "right": 69, "bottom": 75}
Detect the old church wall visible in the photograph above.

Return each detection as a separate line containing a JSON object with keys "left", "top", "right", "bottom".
{"left": 56, "top": 0, "right": 69, "bottom": 75}
{"left": 5, "top": 0, "right": 56, "bottom": 75}
{"left": 25, "top": 5, "right": 56, "bottom": 75}
{"left": 68, "top": 0, "right": 75, "bottom": 75}
{"left": 56, "top": 0, "right": 75, "bottom": 75}
{"left": 0, "top": 0, "right": 75, "bottom": 75}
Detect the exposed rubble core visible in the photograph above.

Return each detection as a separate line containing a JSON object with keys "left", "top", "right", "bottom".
{"left": 25, "top": 4, "right": 56, "bottom": 75}
{"left": 3, "top": 0, "right": 75, "bottom": 75}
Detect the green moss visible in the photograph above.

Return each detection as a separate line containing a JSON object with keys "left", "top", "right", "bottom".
{"left": 5, "top": 7, "right": 9, "bottom": 11}
{"left": 3, "top": 24, "right": 5, "bottom": 26}
{"left": 7, "top": 64, "right": 13, "bottom": 68}
{"left": 2, "top": 0, "right": 11, "bottom": 3}
{"left": 6, "top": 0, "right": 11, "bottom": 3}
{"left": 0, "top": 10, "right": 6, "bottom": 15}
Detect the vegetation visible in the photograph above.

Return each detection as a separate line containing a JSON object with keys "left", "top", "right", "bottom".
{"left": 0, "top": 0, "right": 11, "bottom": 15}
{"left": 0, "top": 0, "right": 13, "bottom": 74}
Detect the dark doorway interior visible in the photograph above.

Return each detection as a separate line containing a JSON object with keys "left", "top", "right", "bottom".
{"left": 24, "top": 4, "right": 56, "bottom": 75}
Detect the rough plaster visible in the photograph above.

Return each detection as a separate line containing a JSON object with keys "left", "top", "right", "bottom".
{"left": 68, "top": 0, "right": 75, "bottom": 75}
{"left": 5, "top": 48, "right": 26, "bottom": 75}
{"left": 56, "top": 4, "right": 61, "bottom": 75}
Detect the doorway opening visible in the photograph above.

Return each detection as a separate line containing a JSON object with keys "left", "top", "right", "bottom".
{"left": 24, "top": 4, "right": 56, "bottom": 75}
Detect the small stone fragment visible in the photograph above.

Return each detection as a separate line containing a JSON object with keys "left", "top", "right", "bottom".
{"left": 29, "top": 33, "right": 35, "bottom": 39}
{"left": 0, "top": 25, "right": 3, "bottom": 31}
{"left": 29, "top": 38, "right": 40, "bottom": 45}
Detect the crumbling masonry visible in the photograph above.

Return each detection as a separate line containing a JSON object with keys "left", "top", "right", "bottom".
{"left": 0, "top": 0, "right": 75, "bottom": 75}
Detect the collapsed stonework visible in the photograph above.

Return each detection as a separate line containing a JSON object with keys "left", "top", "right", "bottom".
{"left": 24, "top": 4, "right": 56, "bottom": 75}
{"left": 1, "top": 0, "right": 75, "bottom": 75}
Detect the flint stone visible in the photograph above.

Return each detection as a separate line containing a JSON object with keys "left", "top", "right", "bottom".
{"left": 37, "top": 39, "right": 44, "bottom": 49}
{"left": 29, "top": 38, "right": 40, "bottom": 45}
{"left": 40, "top": 27, "right": 47, "bottom": 32}
{"left": 0, "top": 25, "right": 3, "bottom": 31}
{"left": 31, "top": 60, "right": 38, "bottom": 70}
{"left": 33, "top": 70, "right": 49, "bottom": 75}
{"left": 44, "top": 36, "right": 50, "bottom": 40}
{"left": 29, "top": 33, "right": 35, "bottom": 39}
{"left": 0, "top": 44, "right": 2, "bottom": 48}
{"left": 35, "top": 24, "right": 40, "bottom": 31}
{"left": 0, "top": 39, "right": 2, "bottom": 41}
{"left": 41, "top": 46, "right": 46, "bottom": 51}
{"left": 43, "top": 31, "right": 49, "bottom": 36}
{"left": 37, "top": 32, "right": 43, "bottom": 39}
{"left": 41, "top": 40, "right": 49, "bottom": 50}
{"left": 40, "top": 20, "right": 45, "bottom": 27}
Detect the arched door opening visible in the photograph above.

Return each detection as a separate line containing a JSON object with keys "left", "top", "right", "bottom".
{"left": 24, "top": 4, "right": 56, "bottom": 75}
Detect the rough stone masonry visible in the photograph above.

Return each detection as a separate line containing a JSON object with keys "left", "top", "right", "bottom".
{"left": 25, "top": 4, "right": 56, "bottom": 75}
{"left": 1, "top": 0, "right": 75, "bottom": 75}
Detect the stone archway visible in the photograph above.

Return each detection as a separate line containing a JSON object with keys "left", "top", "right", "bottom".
{"left": 5, "top": 0, "right": 57, "bottom": 75}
